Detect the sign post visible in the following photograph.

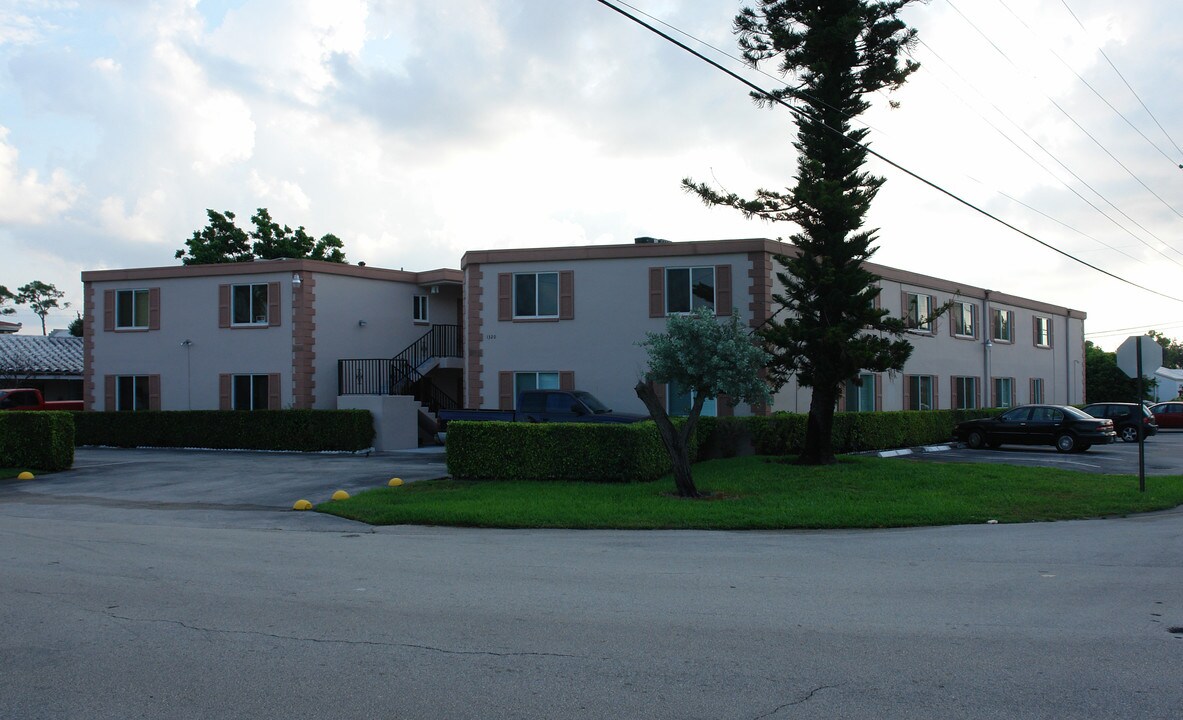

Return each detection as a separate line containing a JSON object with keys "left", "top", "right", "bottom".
{"left": 1116, "top": 335, "right": 1163, "bottom": 493}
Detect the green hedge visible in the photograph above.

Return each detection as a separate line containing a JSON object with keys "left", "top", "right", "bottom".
{"left": 72, "top": 410, "right": 374, "bottom": 452}
{"left": 0, "top": 411, "right": 75, "bottom": 471}
{"left": 705, "top": 408, "right": 1000, "bottom": 458}
{"left": 446, "top": 421, "right": 672, "bottom": 482}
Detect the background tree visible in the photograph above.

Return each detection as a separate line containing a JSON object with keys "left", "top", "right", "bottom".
{"left": 635, "top": 307, "right": 771, "bottom": 498}
{"left": 250, "top": 208, "right": 347, "bottom": 263}
{"left": 175, "top": 208, "right": 347, "bottom": 265}
{"left": 1084, "top": 341, "right": 1151, "bottom": 402}
{"left": 68, "top": 312, "right": 83, "bottom": 337}
{"left": 1148, "top": 330, "right": 1183, "bottom": 369}
{"left": 0, "top": 285, "right": 16, "bottom": 316}
{"left": 684, "top": 0, "right": 921, "bottom": 465}
{"left": 15, "top": 281, "right": 69, "bottom": 336}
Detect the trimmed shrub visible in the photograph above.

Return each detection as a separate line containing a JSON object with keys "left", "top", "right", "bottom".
{"left": 0, "top": 411, "right": 75, "bottom": 471}
{"left": 446, "top": 421, "right": 670, "bottom": 482}
{"left": 72, "top": 410, "right": 374, "bottom": 452}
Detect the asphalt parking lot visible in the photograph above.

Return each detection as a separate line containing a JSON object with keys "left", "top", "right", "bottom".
{"left": 903, "top": 428, "right": 1183, "bottom": 475}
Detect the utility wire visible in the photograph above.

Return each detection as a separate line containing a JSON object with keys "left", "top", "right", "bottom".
{"left": 946, "top": 0, "right": 1183, "bottom": 224}
{"left": 995, "top": 0, "right": 1180, "bottom": 171}
{"left": 1059, "top": 0, "right": 1183, "bottom": 161}
{"left": 593, "top": 0, "right": 1183, "bottom": 304}
{"left": 918, "top": 38, "right": 1183, "bottom": 264}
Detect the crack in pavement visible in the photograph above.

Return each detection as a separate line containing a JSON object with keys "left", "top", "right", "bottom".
{"left": 102, "top": 612, "right": 583, "bottom": 659}
{"left": 751, "top": 684, "right": 842, "bottom": 719}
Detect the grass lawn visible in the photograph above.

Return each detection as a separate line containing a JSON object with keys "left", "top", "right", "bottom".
{"left": 318, "top": 455, "right": 1183, "bottom": 529}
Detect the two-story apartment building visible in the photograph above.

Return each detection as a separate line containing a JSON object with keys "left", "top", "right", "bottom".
{"left": 82, "top": 259, "right": 463, "bottom": 414}
{"left": 461, "top": 237, "right": 1085, "bottom": 416}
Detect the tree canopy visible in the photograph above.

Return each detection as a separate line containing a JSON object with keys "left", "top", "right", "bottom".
{"left": 1085, "top": 341, "right": 1148, "bottom": 403}
{"left": 176, "top": 208, "right": 347, "bottom": 265}
{"left": 636, "top": 307, "right": 771, "bottom": 497}
{"left": 685, "top": 0, "right": 922, "bottom": 464}
{"left": 15, "top": 281, "right": 70, "bottom": 336}
{"left": 0, "top": 285, "right": 16, "bottom": 316}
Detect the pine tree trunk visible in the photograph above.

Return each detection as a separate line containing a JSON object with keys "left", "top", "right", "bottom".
{"left": 634, "top": 381, "right": 700, "bottom": 498}
{"left": 799, "top": 384, "right": 838, "bottom": 465}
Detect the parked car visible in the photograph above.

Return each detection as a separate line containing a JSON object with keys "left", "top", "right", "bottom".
{"left": 438, "top": 389, "right": 646, "bottom": 427}
{"left": 1149, "top": 401, "right": 1183, "bottom": 429}
{"left": 0, "top": 388, "right": 84, "bottom": 411}
{"left": 952, "top": 404, "right": 1116, "bottom": 453}
{"left": 1081, "top": 402, "right": 1158, "bottom": 442}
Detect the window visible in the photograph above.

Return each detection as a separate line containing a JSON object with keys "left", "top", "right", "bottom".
{"left": 991, "top": 309, "right": 1014, "bottom": 343}
{"left": 116, "top": 375, "right": 151, "bottom": 411}
{"left": 1030, "top": 378, "right": 1045, "bottom": 404}
{"left": 232, "top": 283, "right": 270, "bottom": 325}
{"left": 844, "top": 373, "right": 877, "bottom": 412}
{"left": 115, "top": 289, "right": 150, "bottom": 329}
{"left": 953, "top": 376, "right": 979, "bottom": 409}
{"left": 232, "top": 374, "right": 271, "bottom": 411}
{"left": 513, "top": 273, "right": 558, "bottom": 318}
{"left": 1034, "top": 316, "right": 1052, "bottom": 347}
{"left": 952, "top": 301, "right": 975, "bottom": 338}
{"left": 514, "top": 371, "right": 560, "bottom": 407}
{"left": 666, "top": 267, "right": 715, "bottom": 314}
{"left": 413, "top": 295, "right": 429, "bottom": 323}
{"left": 668, "top": 380, "right": 717, "bottom": 417}
{"left": 906, "top": 375, "right": 935, "bottom": 410}
{"left": 905, "top": 292, "right": 933, "bottom": 332}
{"left": 993, "top": 377, "right": 1015, "bottom": 408}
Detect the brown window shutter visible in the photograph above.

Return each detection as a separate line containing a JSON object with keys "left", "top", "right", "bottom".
{"left": 1048, "top": 319, "right": 1054, "bottom": 347}
{"left": 498, "top": 371, "right": 513, "bottom": 410}
{"left": 218, "top": 285, "right": 231, "bottom": 328}
{"left": 268, "top": 282, "right": 281, "bottom": 326}
{"left": 933, "top": 376, "right": 940, "bottom": 410}
{"left": 717, "top": 393, "right": 734, "bottom": 417}
{"left": 951, "top": 377, "right": 958, "bottom": 409}
{"left": 873, "top": 287, "right": 881, "bottom": 310}
{"left": 903, "top": 375, "right": 912, "bottom": 410}
{"left": 1011, "top": 377, "right": 1018, "bottom": 405}
{"left": 105, "top": 375, "right": 116, "bottom": 411}
{"left": 875, "top": 374, "right": 883, "bottom": 411}
{"left": 972, "top": 305, "right": 979, "bottom": 339}
{"left": 559, "top": 271, "right": 574, "bottom": 320}
{"left": 104, "top": 290, "right": 115, "bottom": 332}
{"left": 929, "top": 295, "right": 937, "bottom": 334}
{"left": 948, "top": 305, "right": 956, "bottom": 336}
{"left": 497, "top": 274, "right": 511, "bottom": 321}
{"left": 219, "top": 374, "right": 232, "bottom": 410}
{"left": 148, "top": 288, "right": 161, "bottom": 330}
{"left": 268, "top": 373, "right": 281, "bottom": 409}
{"left": 148, "top": 375, "right": 161, "bottom": 411}
{"left": 975, "top": 378, "right": 981, "bottom": 409}
{"left": 715, "top": 264, "right": 732, "bottom": 316}
{"left": 900, "top": 290, "right": 908, "bottom": 325}
{"left": 559, "top": 371, "right": 575, "bottom": 391}
{"left": 650, "top": 382, "right": 667, "bottom": 411}
{"left": 649, "top": 267, "right": 664, "bottom": 318}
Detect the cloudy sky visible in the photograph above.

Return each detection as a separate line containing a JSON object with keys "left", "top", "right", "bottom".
{"left": 1, "top": 0, "right": 1180, "bottom": 350}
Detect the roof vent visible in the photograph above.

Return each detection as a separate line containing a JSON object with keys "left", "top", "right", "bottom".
{"left": 634, "top": 236, "right": 670, "bottom": 244}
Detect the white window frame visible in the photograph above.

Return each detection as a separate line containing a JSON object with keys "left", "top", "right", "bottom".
{"left": 993, "top": 377, "right": 1014, "bottom": 408}
{"left": 907, "top": 375, "right": 935, "bottom": 411}
{"left": 514, "top": 372, "right": 560, "bottom": 408}
{"left": 667, "top": 381, "right": 717, "bottom": 417}
{"left": 513, "top": 272, "right": 559, "bottom": 319}
{"left": 115, "top": 289, "right": 150, "bottom": 330}
{"left": 231, "top": 374, "right": 271, "bottom": 411}
{"left": 952, "top": 301, "right": 975, "bottom": 338}
{"left": 413, "top": 295, "right": 429, "bottom": 323}
{"left": 231, "top": 283, "right": 270, "bottom": 326}
{"left": 665, "top": 266, "right": 716, "bottom": 315}
{"left": 1034, "top": 316, "right": 1052, "bottom": 347}
{"left": 906, "top": 292, "right": 933, "bottom": 333}
{"left": 953, "top": 376, "right": 979, "bottom": 410}
{"left": 116, "top": 375, "right": 150, "bottom": 411}
{"left": 844, "top": 373, "right": 877, "bottom": 412}
{"left": 991, "top": 308, "right": 1014, "bottom": 343}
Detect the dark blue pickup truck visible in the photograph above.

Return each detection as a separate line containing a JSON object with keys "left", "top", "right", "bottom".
{"left": 438, "top": 389, "right": 646, "bottom": 426}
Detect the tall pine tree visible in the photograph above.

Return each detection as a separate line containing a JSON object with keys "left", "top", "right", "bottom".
{"left": 686, "top": 0, "right": 922, "bottom": 464}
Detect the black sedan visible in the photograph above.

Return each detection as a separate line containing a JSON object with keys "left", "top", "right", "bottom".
{"left": 952, "top": 404, "right": 1117, "bottom": 453}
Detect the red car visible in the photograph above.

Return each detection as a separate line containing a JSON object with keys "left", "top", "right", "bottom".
{"left": 1150, "top": 402, "right": 1183, "bottom": 429}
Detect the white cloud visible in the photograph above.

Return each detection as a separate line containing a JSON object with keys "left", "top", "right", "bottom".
{"left": 0, "top": 126, "right": 80, "bottom": 224}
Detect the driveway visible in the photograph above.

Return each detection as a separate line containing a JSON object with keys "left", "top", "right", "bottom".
{"left": 0, "top": 446, "right": 447, "bottom": 529}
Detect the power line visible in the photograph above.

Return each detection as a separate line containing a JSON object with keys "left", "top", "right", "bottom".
{"left": 995, "top": 0, "right": 1181, "bottom": 171}
{"left": 1058, "top": 0, "right": 1183, "bottom": 161}
{"left": 592, "top": 0, "right": 1183, "bottom": 304}
{"left": 945, "top": 0, "right": 1183, "bottom": 224}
